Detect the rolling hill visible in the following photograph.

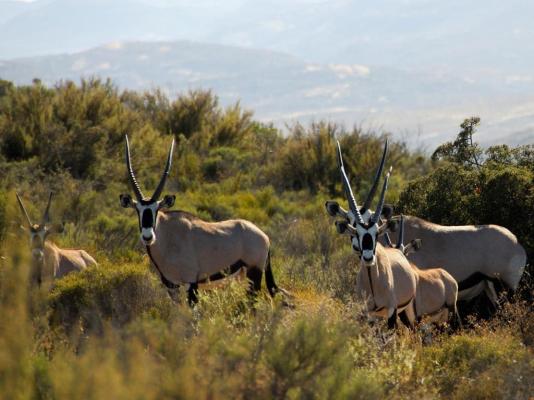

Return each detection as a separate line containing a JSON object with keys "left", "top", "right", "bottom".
{"left": 1, "top": 40, "right": 533, "bottom": 147}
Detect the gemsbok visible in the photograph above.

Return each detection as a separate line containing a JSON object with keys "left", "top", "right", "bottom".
{"left": 16, "top": 192, "right": 96, "bottom": 286}
{"left": 382, "top": 212, "right": 527, "bottom": 306}
{"left": 384, "top": 216, "right": 461, "bottom": 328}
{"left": 119, "top": 135, "right": 284, "bottom": 305}
{"left": 331, "top": 141, "right": 417, "bottom": 329}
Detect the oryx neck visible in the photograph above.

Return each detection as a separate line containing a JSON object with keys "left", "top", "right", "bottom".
{"left": 145, "top": 244, "right": 180, "bottom": 289}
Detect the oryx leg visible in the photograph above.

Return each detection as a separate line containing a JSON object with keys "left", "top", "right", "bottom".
{"left": 30, "top": 262, "right": 42, "bottom": 287}
{"left": 246, "top": 266, "right": 263, "bottom": 296}
{"left": 398, "top": 310, "right": 412, "bottom": 330}
{"left": 264, "top": 251, "right": 281, "bottom": 297}
{"left": 399, "top": 301, "right": 416, "bottom": 330}
{"left": 449, "top": 305, "right": 463, "bottom": 330}
{"left": 484, "top": 280, "right": 499, "bottom": 309}
{"left": 159, "top": 274, "right": 181, "bottom": 303}
{"left": 167, "top": 287, "right": 181, "bottom": 303}
{"left": 387, "top": 308, "right": 398, "bottom": 329}
{"left": 187, "top": 283, "right": 199, "bottom": 306}
{"left": 425, "top": 308, "right": 449, "bottom": 324}
{"left": 457, "top": 272, "right": 499, "bottom": 317}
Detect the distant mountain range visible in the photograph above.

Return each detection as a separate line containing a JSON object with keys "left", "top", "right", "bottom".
{"left": 2, "top": 0, "right": 534, "bottom": 74}
{"left": 0, "top": 0, "right": 533, "bottom": 147}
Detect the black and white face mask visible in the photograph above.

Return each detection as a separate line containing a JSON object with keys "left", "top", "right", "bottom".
{"left": 119, "top": 135, "right": 176, "bottom": 246}
{"left": 336, "top": 220, "right": 379, "bottom": 265}
{"left": 120, "top": 195, "right": 175, "bottom": 245}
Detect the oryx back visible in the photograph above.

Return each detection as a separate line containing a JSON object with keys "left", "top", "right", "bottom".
{"left": 145, "top": 211, "right": 270, "bottom": 284}
{"left": 389, "top": 216, "right": 526, "bottom": 290}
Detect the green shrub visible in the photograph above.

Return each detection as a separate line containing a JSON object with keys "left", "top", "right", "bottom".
{"left": 415, "top": 331, "right": 534, "bottom": 398}
{"left": 49, "top": 262, "right": 171, "bottom": 334}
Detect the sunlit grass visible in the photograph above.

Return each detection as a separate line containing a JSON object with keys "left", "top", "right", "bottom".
{"left": 0, "top": 245, "right": 532, "bottom": 399}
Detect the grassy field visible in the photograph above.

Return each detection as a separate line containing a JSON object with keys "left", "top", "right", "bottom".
{"left": 1, "top": 234, "right": 533, "bottom": 400}
{"left": 0, "top": 79, "right": 532, "bottom": 399}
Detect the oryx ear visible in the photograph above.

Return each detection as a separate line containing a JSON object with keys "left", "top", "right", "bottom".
{"left": 325, "top": 201, "right": 341, "bottom": 217}
{"left": 159, "top": 194, "right": 175, "bottom": 209}
{"left": 335, "top": 220, "right": 347, "bottom": 234}
{"left": 381, "top": 204, "right": 394, "bottom": 220}
{"left": 120, "top": 194, "right": 134, "bottom": 208}
{"left": 335, "top": 220, "right": 355, "bottom": 235}
{"left": 403, "top": 239, "right": 422, "bottom": 256}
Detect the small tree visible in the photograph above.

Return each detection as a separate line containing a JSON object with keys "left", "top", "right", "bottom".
{"left": 432, "top": 117, "right": 482, "bottom": 168}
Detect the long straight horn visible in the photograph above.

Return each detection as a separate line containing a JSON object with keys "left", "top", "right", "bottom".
{"left": 125, "top": 135, "right": 145, "bottom": 201}
{"left": 370, "top": 167, "right": 392, "bottom": 225}
{"left": 384, "top": 232, "right": 393, "bottom": 247}
{"left": 16, "top": 193, "right": 32, "bottom": 228}
{"left": 361, "top": 139, "right": 388, "bottom": 214}
{"left": 42, "top": 192, "right": 53, "bottom": 225}
{"left": 396, "top": 214, "right": 404, "bottom": 250}
{"left": 336, "top": 141, "right": 364, "bottom": 224}
{"left": 151, "top": 137, "right": 175, "bottom": 202}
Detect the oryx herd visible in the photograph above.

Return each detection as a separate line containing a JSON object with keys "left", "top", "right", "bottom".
{"left": 16, "top": 136, "right": 527, "bottom": 329}
{"left": 325, "top": 140, "right": 526, "bottom": 328}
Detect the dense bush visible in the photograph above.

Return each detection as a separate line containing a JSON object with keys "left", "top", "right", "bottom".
{"left": 49, "top": 262, "right": 172, "bottom": 333}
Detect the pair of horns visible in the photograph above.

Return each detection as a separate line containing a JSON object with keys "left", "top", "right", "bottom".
{"left": 336, "top": 139, "right": 390, "bottom": 226}
{"left": 125, "top": 135, "right": 175, "bottom": 201}
{"left": 16, "top": 192, "right": 53, "bottom": 227}
{"left": 384, "top": 214, "right": 405, "bottom": 250}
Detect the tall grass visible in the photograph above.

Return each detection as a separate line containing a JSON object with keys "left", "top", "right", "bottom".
{"left": 0, "top": 235, "right": 532, "bottom": 399}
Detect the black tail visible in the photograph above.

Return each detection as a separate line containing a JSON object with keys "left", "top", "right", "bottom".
{"left": 264, "top": 250, "right": 279, "bottom": 297}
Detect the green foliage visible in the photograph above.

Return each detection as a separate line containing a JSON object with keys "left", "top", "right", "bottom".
{"left": 416, "top": 332, "right": 534, "bottom": 398}
{"left": 432, "top": 117, "right": 483, "bottom": 168}
{"left": 49, "top": 262, "right": 172, "bottom": 333}
{"left": 398, "top": 164, "right": 480, "bottom": 224}
{"left": 478, "top": 166, "right": 534, "bottom": 255}
{"left": 485, "top": 143, "right": 534, "bottom": 169}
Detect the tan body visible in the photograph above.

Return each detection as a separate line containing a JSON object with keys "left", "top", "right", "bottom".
{"left": 387, "top": 216, "right": 526, "bottom": 298}
{"left": 411, "top": 264, "right": 458, "bottom": 324}
{"left": 356, "top": 243, "right": 417, "bottom": 325}
{"left": 34, "top": 242, "right": 96, "bottom": 283}
{"left": 147, "top": 211, "right": 270, "bottom": 284}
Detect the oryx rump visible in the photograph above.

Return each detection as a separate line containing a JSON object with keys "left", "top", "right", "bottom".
{"left": 384, "top": 214, "right": 527, "bottom": 303}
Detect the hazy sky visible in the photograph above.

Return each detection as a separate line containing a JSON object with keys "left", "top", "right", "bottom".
{"left": 2, "top": 0, "right": 534, "bottom": 146}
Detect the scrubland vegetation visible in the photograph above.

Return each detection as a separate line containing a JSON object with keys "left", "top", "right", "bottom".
{"left": 0, "top": 78, "right": 532, "bottom": 399}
